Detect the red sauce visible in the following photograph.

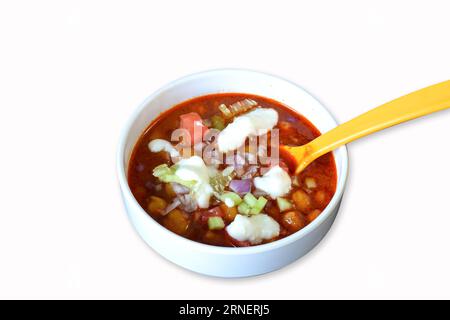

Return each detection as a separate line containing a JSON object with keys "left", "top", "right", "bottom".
{"left": 128, "top": 93, "right": 337, "bottom": 247}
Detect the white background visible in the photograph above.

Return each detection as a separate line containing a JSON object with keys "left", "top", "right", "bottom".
{"left": 0, "top": 0, "right": 449, "bottom": 300}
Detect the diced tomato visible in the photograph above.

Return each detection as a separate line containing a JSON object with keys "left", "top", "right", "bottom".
{"left": 179, "top": 112, "right": 208, "bottom": 144}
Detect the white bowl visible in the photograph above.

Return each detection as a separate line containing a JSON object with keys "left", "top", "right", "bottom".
{"left": 117, "top": 69, "right": 348, "bottom": 278}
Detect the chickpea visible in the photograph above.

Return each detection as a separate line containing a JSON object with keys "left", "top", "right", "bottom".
{"left": 220, "top": 204, "right": 237, "bottom": 223}
{"left": 164, "top": 183, "right": 177, "bottom": 198}
{"left": 281, "top": 211, "right": 306, "bottom": 232}
{"left": 314, "top": 190, "right": 327, "bottom": 207}
{"left": 307, "top": 209, "right": 322, "bottom": 223}
{"left": 163, "top": 209, "right": 190, "bottom": 235}
{"left": 265, "top": 201, "right": 281, "bottom": 221}
{"left": 292, "top": 189, "right": 312, "bottom": 213}
{"left": 133, "top": 186, "right": 147, "bottom": 200}
{"left": 278, "top": 121, "right": 293, "bottom": 131}
{"left": 202, "top": 230, "right": 225, "bottom": 246}
{"left": 147, "top": 196, "right": 167, "bottom": 215}
{"left": 192, "top": 211, "right": 202, "bottom": 223}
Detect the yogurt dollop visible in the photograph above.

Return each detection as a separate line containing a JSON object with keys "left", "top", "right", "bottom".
{"left": 226, "top": 214, "right": 280, "bottom": 244}
{"left": 148, "top": 139, "right": 180, "bottom": 158}
{"left": 174, "top": 156, "right": 213, "bottom": 208}
{"left": 217, "top": 108, "right": 278, "bottom": 153}
{"left": 253, "top": 165, "right": 292, "bottom": 198}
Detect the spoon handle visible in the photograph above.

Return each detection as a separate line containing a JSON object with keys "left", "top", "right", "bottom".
{"left": 291, "top": 80, "right": 450, "bottom": 173}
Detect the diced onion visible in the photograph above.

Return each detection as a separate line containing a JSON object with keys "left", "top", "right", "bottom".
{"left": 305, "top": 177, "right": 317, "bottom": 189}
{"left": 162, "top": 198, "right": 181, "bottom": 216}
{"left": 219, "top": 104, "right": 233, "bottom": 118}
{"left": 229, "top": 179, "right": 252, "bottom": 195}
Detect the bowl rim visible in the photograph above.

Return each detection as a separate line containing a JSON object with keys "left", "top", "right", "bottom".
{"left": 117, "top": 68, "right": 349, "bottom": 255}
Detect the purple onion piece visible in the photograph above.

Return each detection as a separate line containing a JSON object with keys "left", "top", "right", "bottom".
{"left": 170, "top": 182, "right": 190, "bottom": 195}
{"left": 145, "top": 181, "right": 156, "bottom": 191}
{"left": 241, "top": 165, "right": 259, "bottom": 179}
{"left": 234, "top": 166, "right": 246, "bottom": 178}
{"left": 136, "top": 163, "right": 145, "bottom": 172}
{"left": 229, "top": 179, "right": 252, "bottom": 195}
{"left": 162, "top": 198, "right": 181, "bottom": 216}
{"left": 178, "top": 194, "right": 198, "bottom": 213}
{"left": 234, "top": 153, "right": 246, "bottom": 166}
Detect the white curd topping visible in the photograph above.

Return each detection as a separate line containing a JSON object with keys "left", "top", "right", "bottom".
{"left": 174, "top": 156, "right": 213, "bottom": 208}
{"left": 148, "top": 139, "right": 180, "bottom": 158}
{"left": 226, "top": 214, "right": 280, "bottom": 244}
{"left": 253, "top": 165, "right": 292, "bottom": 198}
{"left": 217, "top": 108, "right": 279, "bottom": 153}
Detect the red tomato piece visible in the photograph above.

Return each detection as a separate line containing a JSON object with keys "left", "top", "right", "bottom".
{"left": 179, "top": 112, "right": 208, "bottom": 144}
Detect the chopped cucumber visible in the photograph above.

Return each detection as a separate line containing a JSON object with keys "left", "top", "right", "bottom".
{"left": 220, "top": 192, "right": 242, "bottom": 207}
{"left": 208, "top": 216, "right": 225, "bottom": 230}
{"left": 238, "top": 194, "right": 267, "bottom": 215}
{"left": 152, "top": 164, "right": 196, "bottom": 188}
{"left": 277, "top": 197, "right": 293, "bottom": 212}
{"left": 250, "top": 196, "right": 268, "bottom": 215}
{"left": 153, "top": 164, "right": 171, "bottom": 178}
{"left": 238, "top": 202, "right": 251, "bottom": 215}
{"left": 243, "top": 193, "right": 258, "bottom": 207}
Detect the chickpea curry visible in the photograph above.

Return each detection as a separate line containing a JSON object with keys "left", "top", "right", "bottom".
{"left": 128, "top": 93, "right": 337, "bottom": 247}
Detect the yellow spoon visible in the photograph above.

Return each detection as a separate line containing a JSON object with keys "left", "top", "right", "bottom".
{"left": 281, "top": 80, "right": 450, "bottom": 174}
